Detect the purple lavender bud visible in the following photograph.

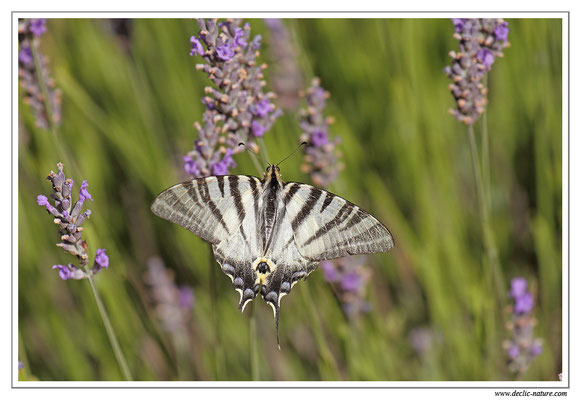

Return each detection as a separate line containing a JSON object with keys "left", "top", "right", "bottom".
{"left": 250, "top": 34, "right": 262, "bottom": 50}
{"left": 311, "top": 129, "right": 329, "bottom": 147}
{"left": 452, "top": 18, "right": 466, "bottom": 33}
{"left": 18, "top": 45, "right": 33, "bottom": 66}
{"left": 216, "top": 42, "right": 234, "bottom": 61}
{"left": 95, "top": 248, "right": 109, "bottom": 270}
{"left": 494, "top": 22, "right": 510, "bottom": 41}
{"left": 341, "top": 272, "right": 361, "bottom": 292}
{"left": 476, "top": 48, "right": 495, "bottom": 70}
{"left": 250, "top": 99, "right": 272, "bottom": 118}
{"left": 233, "top": 27, "right": 248, "bottom": 48}
{"left": 321, "top": 260, "right": 339, "bottom": 282}
{"left": 29, "top": 19, "right": 47, "bottom": 37}
{"left": 190, "top": 36, "right": 204, "bottom": 56}
{"left": 251, "top": 120, "right": 265, "bottom": 137}
{"left": 52, "top": 264, "right": 72, "bottom": 280}
{"left": 530, "top": 343, "right": 543, "bottom": 357}
{"left": 179, "top": 286, "right": 195, "bottom": 310}
{"left": 514, "top": 292, "right": 534, "bottom": 314}
{"left": 211, "top": 149, "right": 237, "bottom": 176}
{"left": 79, "top": 180, "right": 93, "bottom": 202}
{"left": 508, "top": 344, "right": 520, "bottom": 359}
{"left": 18, "top": 361, "right": 24, "bottom": 369}
{"left": 37, "top": 194, "right": 49, "bottom": 207}
{"left": 183, "top": 155, "right": 200, "bottom": 176}
{"left": 510, "top": 277, "right": 527, "bottom": 299}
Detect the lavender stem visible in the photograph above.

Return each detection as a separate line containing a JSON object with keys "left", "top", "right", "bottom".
{"left": 467, "top": 125, "right": 505, "bottom": 304}
{"left": 84, "top": 264, "right": 133, "bottom": 381}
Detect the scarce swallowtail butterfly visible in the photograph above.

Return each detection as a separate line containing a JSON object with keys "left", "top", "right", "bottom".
{"left": 151, "top": 154, "right": 394, "bottom": 346}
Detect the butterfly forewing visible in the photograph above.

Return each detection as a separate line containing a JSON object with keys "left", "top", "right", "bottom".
{"left": 282, "top": 182, "right": 394, "bottom": 261}
{"left": 151, "top": 176, "right": 260, "bottom": 244}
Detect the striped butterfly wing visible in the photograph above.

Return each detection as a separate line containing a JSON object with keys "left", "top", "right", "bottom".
{"left": 282, "top": 182, "right": 394, "bottom": 261}
{"left": 151, "top": 175, "right": 260, "bottom": 245}
{"left": 152, "top": 175, "right": 267, "bottom": 311}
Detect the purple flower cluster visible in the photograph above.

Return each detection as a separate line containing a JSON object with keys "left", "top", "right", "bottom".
{"left": 184, "top": 19, "right": 282, "bottom": 177}
{"left": 321, "top": 256, "right": 372, "bottom": 318}
{"left": 444, "top": 18, "right": 510, "bottom": 125}
{"left": 264, "top": 19, "right": 304, "bottom": 111}
{"left": 299, "top": 78, "right": 343, "bottom": 188}
{"left": 145, "top": 256, "right": 195, "bottom": 333}
{"left": 18, "top": 19, "right": 62, "bottom": 130}
{"left": 37, "top": 163, "right": 109, "bottom": 280}
{"left": 504, "top": 277, "right": 543, "bottom": 375}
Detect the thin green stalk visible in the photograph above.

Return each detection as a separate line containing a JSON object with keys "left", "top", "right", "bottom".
{"left": 84, "top": 266, "right": 133, "bottom": 381}
{"left": 258, "top": 137, "right": 271, "bottom": 163}
{"left": 208, "top": 244, "right": 223, "bottom": 379}
{"left": 173, "top": 330, "right": 194, "bottom": 380}
{"left": 300, "top": 285, "right": 341, "bottom": 379}
{"left": 467, "top": 126, "right": 505, "bottom": 304}
{"left": 248, "top": 305, "right": 260, "bottom": 380}
{"left": 481, "top": 76, "right": 491, "bottom": 209}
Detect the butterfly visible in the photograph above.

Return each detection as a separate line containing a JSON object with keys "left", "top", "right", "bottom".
{"left": 151, "top": 162, "right": 394, "bottom": 345}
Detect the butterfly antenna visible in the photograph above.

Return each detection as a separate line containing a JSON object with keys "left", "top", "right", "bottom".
{"left": 275, "top": 142, "right": 308, "bottom": 167}
{"left": 238, "top": 142, "right": 269, "bottom": 166}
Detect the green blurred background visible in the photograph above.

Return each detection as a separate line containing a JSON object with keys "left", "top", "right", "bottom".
{"left": 18, "top": 18, "right": 562, "bottom": 381}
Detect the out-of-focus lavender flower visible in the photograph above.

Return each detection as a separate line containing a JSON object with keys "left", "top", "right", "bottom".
{"left": 510, "top": 277, "right": 527, "bottom": 298}
{"left": 444, "top": 18, "right": 510, "bottom": 125}
{"left": 145, "top": 256, "right": 195, "bottom": 332}
{"left": 514, "top": 292, "right": 534, "bottom": 314}
{"left": 504, "top": 277, "right": 543, "bottom": 375}
{"left": 18, "top": 361, "right": 24, "bottom": 369}
{"left": 18, "top": 19, "right": 62, "bottom": 130}
{"left": 18, "top": 46, "right": 33, "bottom": 65}
{"left": 264, "top": 18, "right": 304, "bottom": 111}
{"left": 29, "top": 19, "right": 47, "bottom": 37}
{"left": 183, "top": 19, "right": 282, "bottom": 177}
{"left": 299, "top": 78, "right": 343, "bottom": 188}
{"left": 37, "top": 163, "right": 108, "bottom": 280}
{"left": 409, "top": 327, "right": 443, "bottom": 359}
{"left": 321, "top": 256, "right": 371, "bottom": 319}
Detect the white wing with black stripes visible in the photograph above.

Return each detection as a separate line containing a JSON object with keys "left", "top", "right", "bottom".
{"left": 281, "top": 182, "right": 394, "bottom": 261}
{"left": 151, "top": 168, "right": 394, "bottom": 347}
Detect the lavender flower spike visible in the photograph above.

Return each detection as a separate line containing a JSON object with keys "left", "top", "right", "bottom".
{"left": 183, "top": 18, "right": 282, "bottom": 178}
{"left": 145, "top": 256, "right": 195, "bottom": 332}
{"left": 444, "top": 18, "right": 510, "bottom": 125}
{"left": 504, "top": 277, "right": 544, "bottom": 375}
{"left": 321, "top": 256, "right": 372, "bottom": 319}
{"left": 264, "top": 18, "right": 304, "bottom": 111}
{"left": 37, "top": 163, "right": 109, "bottom": 280}
{"left": 18, "top": 18, "right": 62, "bottom": 129}
{"left": 299, "top": 78, "right": 343, "bottom": 188}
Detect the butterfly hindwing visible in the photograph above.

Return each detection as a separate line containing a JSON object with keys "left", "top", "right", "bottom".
{"left": 282, "top": 182, "right": 394, "bottom": 261}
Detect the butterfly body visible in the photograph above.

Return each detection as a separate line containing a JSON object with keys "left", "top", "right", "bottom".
{"left": 151, "top": 165, "right": 394, "bottom": 343}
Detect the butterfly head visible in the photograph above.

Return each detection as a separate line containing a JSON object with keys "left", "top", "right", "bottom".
{"left": 265, "top": 165, "right": 282, "bottom": 184}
